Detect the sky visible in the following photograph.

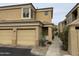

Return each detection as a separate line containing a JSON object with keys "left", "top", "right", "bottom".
{"left": 0, "top": 3, "right": 77, "bottom": 25}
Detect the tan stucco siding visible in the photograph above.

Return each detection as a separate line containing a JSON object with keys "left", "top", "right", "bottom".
{"left": 48, "top": 27, "right": 53, "bottom": 41}
{"left": 68, "top": 26, "right": 79, "bottom": 55}
{"left": 58, "top": 22, "right": 64, "bottom": 33}
{"left": 36, "top": 11, "right": 52, "bottom": 23}
{"left": 59, "top": 23, "right": 63, "bottom": 33}
{"left": 0, "top": 8, "right": 21, "bottom": 20}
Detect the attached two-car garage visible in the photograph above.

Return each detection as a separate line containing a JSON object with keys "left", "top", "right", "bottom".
{"left": 0, "top": 21, "right": 42, "bottom": 48}
{"left": 0, "top": 28, "right": 36, "bottom": 47}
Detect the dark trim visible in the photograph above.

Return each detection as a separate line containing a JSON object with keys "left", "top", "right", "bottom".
{"left": 36, "top": 7, "right": 53, "bottom": 10}
{"left": 17, "top": 28, "right": 35, "bottom": 30}
{"left": 0, "top": 3, "right": 36, "bottom": 10}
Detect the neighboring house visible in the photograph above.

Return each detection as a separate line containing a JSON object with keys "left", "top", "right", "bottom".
{"left": 58, "top": 19, "right": 66, "bottom": 33}
{"left": 59, "top": 3, "right": 79, "bottom": 55}
{"left": 0, "top": 3, "right": 53, "bottom": 48}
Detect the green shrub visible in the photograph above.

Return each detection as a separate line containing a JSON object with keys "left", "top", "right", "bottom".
{"left": 58, "top": 27, "right": 69, "bottom": 51}
{"left": 39, "top": 33, "right": 46, "bottom": 47}
{"left": 55, "top": 32, "right": 58, "bottom": 36}
{"left": 63, "top": 27, "right": 69, "bottom": 51}
{"left": 58, "top": 32, "right": 64, "bottom": 41}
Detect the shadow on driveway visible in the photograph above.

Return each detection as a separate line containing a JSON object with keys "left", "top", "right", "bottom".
{"left": 0, "top": 47, "right": 37, "bottom": 56}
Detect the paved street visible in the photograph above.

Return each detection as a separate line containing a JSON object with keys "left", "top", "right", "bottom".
{"left": 0, "top": 47, "right": 36, "bottom": 56}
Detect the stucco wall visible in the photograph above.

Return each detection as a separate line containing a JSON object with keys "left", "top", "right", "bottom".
{"left": 68, "top": 26, "right": 79, "bottom": 55}
{"left": 0, "top": 8, "right": 21, "bottom": 20}
{"left": 0, "top": 6, "right": 52, "bottom": 23}
{"left": 58, "top": 22, "right": 64, "bottom": 33}
{"left": 36, "top": 11, "right": 52, "bottom": 23}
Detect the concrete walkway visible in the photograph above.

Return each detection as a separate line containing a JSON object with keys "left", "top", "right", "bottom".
{"left": 46, "top": 36, "right": 70, "bottom": 56}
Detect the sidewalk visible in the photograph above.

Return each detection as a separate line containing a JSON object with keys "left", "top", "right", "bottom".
{"left": 46, "top": 36, "right": 70, "bottom": 56}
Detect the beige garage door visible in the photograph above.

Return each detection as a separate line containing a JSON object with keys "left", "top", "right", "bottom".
{"left": 0, "top": 29, "right": 13, "bottom": 45}
{"left": 17, "top": 29, "right": 36, "bottom": 46}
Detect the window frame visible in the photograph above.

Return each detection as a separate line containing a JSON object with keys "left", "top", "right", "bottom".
{"left": 21, "top": 7, "right": 31, "bottom": 19}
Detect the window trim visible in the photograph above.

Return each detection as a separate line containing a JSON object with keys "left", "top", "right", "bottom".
{"left": 21, "top": 8, "right": 31, "bottom": 19}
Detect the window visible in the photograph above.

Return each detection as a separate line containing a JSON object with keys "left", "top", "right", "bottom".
{"left": 75, "top": 27, "right": 79, "bottom": 29}
{"left": 44, "top": 11, "right": 48, "bottom": 16}
{"left": 23, "top": 8, "right": 29, "bottom": 18}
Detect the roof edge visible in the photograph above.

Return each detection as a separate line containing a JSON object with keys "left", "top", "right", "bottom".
{"left": 0, "top": 3, "right": 36, "bottom": 10}
{"left": 66, "top": 3, "right": 79, "bottom": 17}
{"left": 36, "top": 7, "right": 53, "bottom": 10}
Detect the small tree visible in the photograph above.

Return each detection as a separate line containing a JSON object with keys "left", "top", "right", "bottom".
{"left": 63, "top": 27, "right": 69, "bottom": 51}
{"left": 58, "top": 26, "right": 69, "bottom": 51}
{"left": 58, "top": 32, "right": 64, "bottom": 41}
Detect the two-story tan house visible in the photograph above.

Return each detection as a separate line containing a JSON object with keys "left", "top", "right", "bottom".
{"left": 0, "top": 3, "right": 53, "bottom": 48}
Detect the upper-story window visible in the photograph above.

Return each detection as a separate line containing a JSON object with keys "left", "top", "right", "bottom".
{"left": 44, "top": 11, "right": 48, "bottom": 16}
{"left": 22, "top": 8, "right": 31, "bottom": 19}
{"left": 23, "top": 8, "right": 29, "bottom": 18}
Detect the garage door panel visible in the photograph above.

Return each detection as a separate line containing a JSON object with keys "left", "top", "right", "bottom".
{"left": 17, "top": 29, "right": 36, "bottom": 46}
{"left": 18, "top": 40, "right": 35, "bottom": 46}
{"left": 0, "top": 39, "right": 12, "bottom": 44}
{"left": 0, "top": 30, "right": 13, "bottom": 45}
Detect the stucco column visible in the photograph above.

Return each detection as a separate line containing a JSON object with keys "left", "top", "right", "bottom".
{"left": 36, "top": 26, "right": 42, "bottom": 47}
{"left": 48, "top": 27, "right": 52, "bottom": 41}
{"left": 68, "top": 26, "right": 78, "bottom": 55}
{"left": 12, "top": 28, "right": 17, "bottom": 46}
